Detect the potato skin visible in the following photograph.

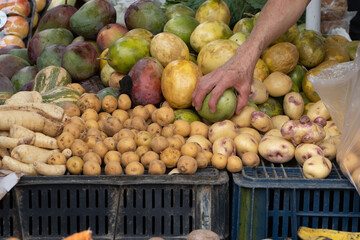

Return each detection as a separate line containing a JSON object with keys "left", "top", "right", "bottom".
{"left": 263, "top": 72, "right": 292, "bottom": 97}
{"left": 233, "top": 133, "right": 258, "bottom": 157}
{"left": 250, "top": 111, "right": 273, "bottom": 133}
{"left": 306, "top": 100, "right": 330, "bottom": 121}
{"left": 258, "top": 136, "right": 295, "bottom": 163}
{"left": 248, "top": 78, "right": 268, "bottom": 104}
{"left": 230, "top": 106, "right": 256, "bottom": 128}
{"left": 283, "top": 92, "right": 304, "bottom": 120}
{"left": 208, "top": 120, "right": 240, "bottom": 143}
{"left": 295, "top": 143, "right": 323, "bottom": 165}
{"left": 303, "top": 156, "right": 332, "bottom": 179}
{"left": 271, "top": 115, "right": 290, "bottom": 130}
{"left": 187, "top": 229, "right": 220, "bottom": 240}
{"left": 281, "top": 117, "right": 326, "bottom": 146}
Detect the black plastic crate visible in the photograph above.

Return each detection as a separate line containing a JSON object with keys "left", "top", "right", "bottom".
{"left": 1, "top": 167, "right": 229, "bottom": 240}
{"left": 231, "top": 161, "right": 360, "bottom": 240}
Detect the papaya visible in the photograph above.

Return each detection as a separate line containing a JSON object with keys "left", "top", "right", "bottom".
{"left": 262, "top": 42, "right": 299, "bottom": 74}
{"left": 293, "top": 30, "right": 325, "bottom": 68}
{"left": 302, "top": 60, "right": 338, "bottom": 102}
{"left": 324, "top": 43, "right": 350, "bottom": 63}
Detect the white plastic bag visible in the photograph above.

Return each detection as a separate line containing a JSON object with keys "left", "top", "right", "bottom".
{"left": 309, "top": 46, "right": 360, "bottom": 192}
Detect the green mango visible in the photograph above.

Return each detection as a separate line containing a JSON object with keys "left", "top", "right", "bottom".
{"left": 11, "top": 66, "right": 38, "bottom": 92}
{"left": 8, "top": 48, "right": 30, "bottom": 63}
{"left": 124, "top": 0, "right": 167, "bottom": 35}
{"left": 36, "top": 45, "right": 66, "bottom": 71}
{"left": 165, "top": 3, "right": 195, "bottom": 20}
{"left": 0, "top": 54, "right": 30, "bottom": 79}
{"left": 70, "top": 0, "right": 116, "bottom": 40}
{"left": 288, "top": 65, "right": 306, "bottom": 92}
{"left": 27, "top": 28, "right": 74, "bottom": 64}
{"left": 62, "top": 42, "right": 99, "bottom": 81}
{"left": 107, "top": 36, "right": 150, "bottom": 74}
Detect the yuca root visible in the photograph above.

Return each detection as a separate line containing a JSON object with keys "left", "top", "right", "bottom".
{"left": 0, "top": 136, "right": 34, "bottom": 149}
{"left": 10, "top": 124, "right": 35, "bottom": 141}
{"left": 0, "top": 131, "right": 9, "bottom": 137}
{"left": 11, "top": 145, "right": 58, "bottom": 164}
{"left": 34, "top": 132, "right": 58, "bottom": 149}
{"left": 10, "top": 125, "right": 58, "bottom": 149}
{"left": 5, "top": 91, "right": 43, "bottom": 105}
{"left": 33, "top": 161, "right": 66, "bottom": 176}
{"left": 2, "top": 156, "right": 37, "bottom": 176}
{"left": 0, "top": 110, "right": 64, "bottom": 137}
{"left": 0, "top": 103, "right": 70, "bottom": 137}
{"left": 0, "top": 148, "right": 9, "bottom": 158}
{"left": 0, "top": 103, "right": 65, "bottom": 121}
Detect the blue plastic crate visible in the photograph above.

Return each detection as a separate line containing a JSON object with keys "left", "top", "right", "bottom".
{"left": 231, "top": 161, "right": 360, "bottom": 240}
{"left": 0, "top": 167, "right": 229, "bottom": 240}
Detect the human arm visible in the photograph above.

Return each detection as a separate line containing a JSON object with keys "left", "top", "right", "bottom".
{"left": 191, "top": 0, "right": 311, "bottom": 114}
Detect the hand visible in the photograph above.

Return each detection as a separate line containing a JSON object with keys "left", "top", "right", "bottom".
{"left": 191, "top": 46, "right": 255, "bottom": 115}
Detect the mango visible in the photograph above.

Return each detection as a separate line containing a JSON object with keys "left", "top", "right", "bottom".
{"left": 62, "top": 42, "right": 99, "bottom": 82}
{"left": 35, "top": 4, "right": 77, "bottom": 34}
{"left": 128, "top": 57, "right": 164, "bottom": 106}
{"left": 27, "top": 28, "right": 74, "bottom": 64}
{"left": 70, "top": 0, "right": 116, "bottom": 40}
{"left": 107, "top": 36, "right": 150, "bottom": 74}
{"left": 11, "top": 66, "right": 38, "bottom": 92}
{"left": 37, "top": 45, "right": 66, "bottom": 71}
{"left": 125, "top": 0, "right": 167, "bottom": 35}
{"left": 0, "top": 54, "right": 29, "bottom": 79}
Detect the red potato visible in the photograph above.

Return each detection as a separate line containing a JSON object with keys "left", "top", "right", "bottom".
{"left": 233, "top": 133, "right": 258, "bottom": 157}
{"left": 212, "top": 137, "right": 236, "bottom": 157}
{"left": 271, "top": 115, "right": 290, "bottom": 130}
{"left": 283, "top": 92, "right": 304, "bottom": 120}
{"left": 186, "top": 135, "right": 212, "bottom": 152}
{"left": 303, "top": 156, "right": 332, "bottom": 179}
{"left": 323, "top": 121, "right": 341, "bottom": 139}
{"left": 248, "top": 78, "right": 268, "bottom": 104}
{"left": 258, "top": 136, "right": 295, "bottom": 163}
{"left": 230, "top": 106, "right": 256, "bottom": 128}
{"left": 306, "top": 100, "right": 331, "bottom": 121}
{"left": 317, "top": 135, "right": 340, "bottom": 161}
{"left": 281, "top": 116, "right": 326, "bottom": 146}
{"left": 238, "top": 127, "right": 262, "bottom": 143}
{"left": 250, "top": 111, "right": 273, "bottom": 133}
{"left": 263, "top": 129, "right": 283, "bottom": 138}
{"left": 295, "top": 143, "right": 324, "bottom": 165}
{"left": 208, "top": 120, "right": 240, "bottom": 143}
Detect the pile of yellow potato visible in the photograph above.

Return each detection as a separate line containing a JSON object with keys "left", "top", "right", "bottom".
{"left": 56, "top": 89, "right": 244, "bottom": 176}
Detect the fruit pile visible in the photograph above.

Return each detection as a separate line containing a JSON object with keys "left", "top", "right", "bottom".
{"left": 0, "top": 0, "right": 359, "bottom": 180}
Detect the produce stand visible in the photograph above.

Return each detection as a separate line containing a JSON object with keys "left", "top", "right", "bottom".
{"left": 0, "top": 168, "right": 230, "bottom": 239}
{"left": 1, "top": 0, "right": 360, "bottom": 239}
